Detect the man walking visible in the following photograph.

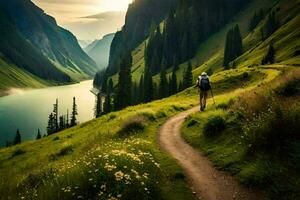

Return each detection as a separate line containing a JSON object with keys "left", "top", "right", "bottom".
{"left": 196, "top": 72, "right": 211, "bottom": 111}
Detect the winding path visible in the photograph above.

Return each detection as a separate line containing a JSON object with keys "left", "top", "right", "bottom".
{"left": 158, "top": 106, "right": 265, "bottom": 200}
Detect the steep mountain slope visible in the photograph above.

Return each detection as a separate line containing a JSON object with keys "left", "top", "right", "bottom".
{"left": 0, "top": 10, "right": 70, "bottom": 84}
{"left": 84, "top": 40, "right": 99, "bottom": 53}
{"left": 0, "top": 0, "right": 97, "bottom": 86}
{"left": 78, "top": 40, "right": 92, "bottom": 49}
{"left": 106, "top": 0, "right": 178, "bottom": 76}
{"left": 1, "top": 0, "right": 300, "bottom": 199}
{"left": 85, "top": 33, "right": 115, "bottom": 70}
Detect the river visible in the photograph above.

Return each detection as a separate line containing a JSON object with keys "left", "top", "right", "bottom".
{"left": 0, "top": 80, "right": 96, "bottom": 147}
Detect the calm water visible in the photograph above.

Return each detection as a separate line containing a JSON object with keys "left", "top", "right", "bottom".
{"left": 0, "top": 80, "right": 95, "bottom": 146}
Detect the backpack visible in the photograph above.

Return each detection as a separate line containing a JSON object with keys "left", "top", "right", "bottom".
{"left": 199, "top": 76, "right": 211, "bottom": 91}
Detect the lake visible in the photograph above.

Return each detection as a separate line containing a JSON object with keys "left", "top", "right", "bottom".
{"left": 0, "top": 80, "right": 96, "bottom": 147}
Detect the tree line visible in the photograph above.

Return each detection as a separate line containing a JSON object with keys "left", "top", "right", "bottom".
{"left": 5, "top": 97, "right": 79, "bottom": 147}
{"left": 94, "top": 56, "right": 194, "bottom": 116}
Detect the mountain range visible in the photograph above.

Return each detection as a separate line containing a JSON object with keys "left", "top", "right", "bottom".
{"left": 84, "top": 33, "right": 115, "bottom": 70}
{"left": 0, "top": 0, "right": 98, "bottom": 92}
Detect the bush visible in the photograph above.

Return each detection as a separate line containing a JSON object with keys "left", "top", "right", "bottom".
{"left": 243, "top": 104, "right": 300, "bottom": 155}
{"left": 11, "top": 149, "right": 26, "bottom": 158}
{"left": 117, "top": 116, "right": 146, "bottom": 137}
{"left": 203, "top": 116, "right": 226, "bottom": 137}
{"left": 187, "top": 118, "right": 199, "bottom": 127}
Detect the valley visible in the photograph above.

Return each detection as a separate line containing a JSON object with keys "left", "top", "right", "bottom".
{"left": 0, "top": 0, "right": 299, "bottom": 199}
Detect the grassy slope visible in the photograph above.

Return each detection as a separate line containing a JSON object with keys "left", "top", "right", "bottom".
{"left": 1, "top": 0, "right": 299, "bottom": 199}
{"left": 0, "top": 57, "right": 51, "bottom": 91}
{"left": 181, "top": 67, "right": 300, "bottom": 199}
{"left": 0, "top": 63, "right": 280, "bottom": 199}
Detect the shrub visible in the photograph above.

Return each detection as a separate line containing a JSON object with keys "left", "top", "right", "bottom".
{"left": 49, "top": 146, "right": 74, "bottom": 161}
{"left": 139, "top": 112, "right": 156, "bottom": 121}
{"left": 58, "top": 146, "right": 74, "bottom": 156}
{"left": 203, "top": 116, "right": 226, "bottom": 137}
{"left": 243, "top": 72, "right": 249, "bottom": 80}
{"left": 52, "top": 136, "right": 60, "bottom": 141}
{"left": 117, "top": 116, "right": 146, "bottom": 137}
{"left": 11, "top": 149, "right": 26, "bottom": 158}
{"left": 187, "top": 118, "right": 199, "bottom": 127}
{"left": 243, "top": 104, "right": 300, "bottom": 155}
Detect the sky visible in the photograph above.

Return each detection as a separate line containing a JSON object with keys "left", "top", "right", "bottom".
{"left": 32, "top": 0, "right": 132, "bottom": 41}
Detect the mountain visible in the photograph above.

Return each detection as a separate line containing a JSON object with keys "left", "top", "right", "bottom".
{"left": 84, "top": 40, "right": 100, "bottom": 53}
{"left": 78, "top": 40, "right": 92, "bottom": 49}
{"left": 1, "top": 0, "right": 300, "bottom": 199}
{"left": 0, "top": 0, "right": 98, "bottom": 90}
{"left": 85, "top": 33, "right": 115, "bottom": 70}
{"left": 106, "top": 0, "right": 178, "bottom": 76}
{"left": 0, "top": 10, "right": 70, "bottom": 84}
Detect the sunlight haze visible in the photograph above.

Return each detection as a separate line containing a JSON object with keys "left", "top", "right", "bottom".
{"left": 32, "top": 0, "right": 132, "bottom": 40}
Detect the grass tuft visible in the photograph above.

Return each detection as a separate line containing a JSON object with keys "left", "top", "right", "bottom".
{"left": 203, "top": 116, "right": 226, "bottom": 137}
{"left": 117, "top": 116, "right": 147, "bottom": 137}
{"left": 11, "top": 149, "right": 26, "bottom": 158}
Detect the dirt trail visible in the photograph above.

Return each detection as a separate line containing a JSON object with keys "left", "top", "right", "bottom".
{"left": 158, "top": 106, "right": 265, "bottom": 200}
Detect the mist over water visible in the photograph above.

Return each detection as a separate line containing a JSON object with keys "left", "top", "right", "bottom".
{"left": 0, "top": 81, "right": 95, "bottom": 147}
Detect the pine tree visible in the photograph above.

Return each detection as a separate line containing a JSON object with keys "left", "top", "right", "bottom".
{"left": 159, "top": 69, "right": 168, "bottom": 98}
{"left": 144, "top": 66, "right": 153, "bottom": 103}
{"left": 114, "top": 52, "right": 132, "bottom": 110}
{"left": 47, "top": 113, "right": 55, "bottom": 135}
{"left": 184, "top": 61, "right": 193, "bottom": 89}
{"left": 95, "top": 93, "right": 102, "bottom": 118}
{"left": 248, "top": 9, "right": 264, "bottom": 32}
{"left": 171, "top": 69, "right": 178, "bottom": 95}
{"left": 104, "top": 93, "right": 111, "bottom": 114}
{"left": 53, "top": 99, "right": 59, "bottom": 132}
{"left": 178, "top": 80, "right": 184, "bottom": 92}
{"left": 108, "top": 78, "right": 114, "bottom": 93}
{"left": 262, "top": 43, "right": 275, "bottom": 64}
{"left": 223, "top": 25, "right": 243, "bottom": 68}
{"left": 138, "top": 74, "right": 144, "bottom": 103}
{"left": 59, "top": 116, "right": 66, "bottom": 130}
{"left": 66, "top": 109, "right": 69, "bottom": 128}
{"left": 13, "top": 129, "right": 21, "bottom": 145}
{"left": 36, "top": 129, "right": 42, "bottom": 140}
{"left": 70, "top": 97, "right": 78, "bottom": 127}
{"left": 265, "top": 11, "right": 279, "bottom": 38}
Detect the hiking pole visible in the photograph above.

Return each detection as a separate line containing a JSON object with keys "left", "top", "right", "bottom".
{"left": 210, "top": 88, "right": 216, "bottom": 105}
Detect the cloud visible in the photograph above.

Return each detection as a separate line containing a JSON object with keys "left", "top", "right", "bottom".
{"left": 31, "top": 0, "right": 131, "bottom": 40}
{"left": 64, "top": 11, "right": 126, "bottom": 40}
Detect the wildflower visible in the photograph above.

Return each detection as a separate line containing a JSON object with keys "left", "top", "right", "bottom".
{"left": 100, "top": 184, "right": 107, "bottom": 191}
{"left": 115, "top": 171, "right": 124, "bottom": 181}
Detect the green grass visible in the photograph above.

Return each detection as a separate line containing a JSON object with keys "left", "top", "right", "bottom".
{"left": 182, "top": 68, "right": 300, "bottom": 199}
{"left": 0, "top": 92, "right": 199, "bottom": 200}
{"left": 0, "top": 57, "right": 51, "bottom": 92}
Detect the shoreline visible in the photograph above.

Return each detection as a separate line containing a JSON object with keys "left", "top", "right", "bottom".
{"left": 0, "top": 80, "right": 93, "bottom": 98}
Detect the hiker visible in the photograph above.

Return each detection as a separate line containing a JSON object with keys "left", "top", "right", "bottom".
{"left": 196, "top": 72, "right": 211, "bottom": 111}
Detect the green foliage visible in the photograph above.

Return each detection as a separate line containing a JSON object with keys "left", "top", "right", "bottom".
{"left": 262, "top": 43, "right": 275, "bottom": 64}
{"left": 117, "top": 116, "right": 147, "bottom": 137}
{"left": 70, "top": 97, "right": 78, "bottom": 127}
{"left": 13, "top": 129, "right": 21, "bottom": 145}
{"left": 114, "top": 52, "right": 133, "bottom": 110}
{"left": 11, "top": 149, "right": 26, "bottom": 158}
{"left": 248, "top": 9, "right": 265, "bottom": 32}
{"left": 104, "top": 93, "right": 112, "bottom": 114}
{"left": 275, "top": 71, "right": 300, "bottom": 97}
{"left": 264, "top": 11, "right": 280, "bottom": 39}
{"left": 223, "top": 25, "right": 243, "bottom": 68}
{"left": 36, "top": 129, "right": 42, "bottom": 140}
{"left": 159, "top": 69, "right": 168, "bottom": 99}
{"left": 203, "top": 116, "right": 226, "bottom": 137}
{"left": 95, "top": 93, "right": 102, "bottom": 118}
{"left": 183, "top": 61, "right": 193, "bottom": 89}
